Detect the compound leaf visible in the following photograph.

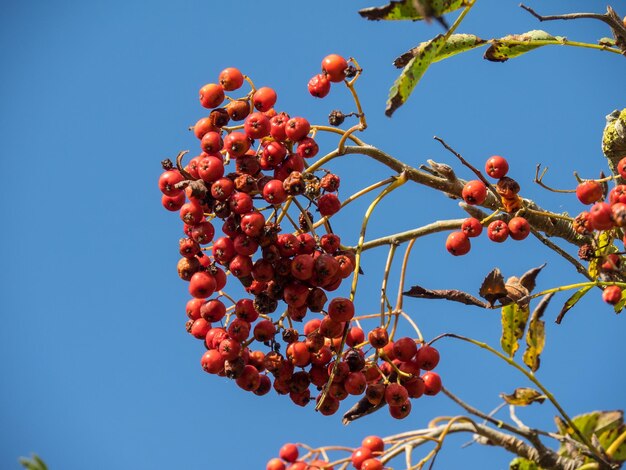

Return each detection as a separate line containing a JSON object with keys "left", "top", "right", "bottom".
{"left": 484, "top": 30, "right": 563, "bottom": 62}
{"left": 394, "top": 34, "right": 486, "bottom": 68}
{"left": 501, "top": 301, "right": 530, "bottom": 358}
{"left": 555, "top": 285, "right": 593, "bottom": 324}
{"left": 359, "top": 0, "right": 464, "bottom": 21}
{"left": 523, "top": 293, "right": 552, "bottom": 372}
{"left": 501, "top": 387, "right": 546, "bottom": 406}
{"left": 386, "top": 34, "right": 446, "bottom": 116}
{"left": 599, "top": 425, "right": 626, "bottom": 461}
{"left": 509, "top": 458, "right": 539, "bottom": 470}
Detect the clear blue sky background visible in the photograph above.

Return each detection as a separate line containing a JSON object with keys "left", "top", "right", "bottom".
{"left": 1, "top": 1, "right": 625, "bottom": 469}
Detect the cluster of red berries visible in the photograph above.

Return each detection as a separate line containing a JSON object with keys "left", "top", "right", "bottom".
{"left": 445, "top": 155, "right": 531, "bottom": 255}
{"left": 307, "top": 54, "right": 354, "bottom": 98}
{"left": 159, "top": 57, "right": 441, "bottom": 419}
{"left": 573, "top": 156, "right": 626, "bottom": 305}
{"left": 267, "top": 436, "right": 386, "bottom": 470}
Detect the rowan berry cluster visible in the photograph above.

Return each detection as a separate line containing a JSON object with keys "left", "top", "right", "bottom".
{"left": 159, "top": 56, "right": 441, "bottom": 420}
{"left": 267, "top": 436, "right": 386, "bottom": 470}
{"left": 572, "top": 156, "right": 626, "bottom": 305}
{"left": 445, "top": 155, "right": 531, "bottom": 255}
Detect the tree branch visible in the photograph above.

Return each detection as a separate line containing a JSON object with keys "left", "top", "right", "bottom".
{"left": 382, "top": 420, "right": 584, "bottom": 470}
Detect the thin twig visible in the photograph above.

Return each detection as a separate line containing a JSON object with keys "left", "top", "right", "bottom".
{"left": 529, "top": 228, "right": 593, "bottom": 281}
{"left": 534, "top": 164, "right": 576, "bottom": 193}
{"left": 434, "top": 136, "right": 500, "bottom": 201}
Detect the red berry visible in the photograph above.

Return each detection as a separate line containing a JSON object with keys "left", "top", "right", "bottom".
{"left": 244, "top": 112, "right": 271, "bottom": 139}
{"left": 200, "top": 131, "right": 223, "bottom": 154}
{"left": 253, "top": 87, "right": 277, "bottom": 112}
{"left": 189, "top": 318, "right": 211, "bottom": 339}
{"left": 211, "top": 178, "right": 235, "bottom": 201}
{"left": 296, "top": 137, "right": 319, "bottom": 159}
{"left": 318, "top": 193, "right": 341, "bottom": 217}
{"left": 361, "top": 436, "right": 384, "bottom": 453}
{"left": 158, "top": 170, "right": 184, "bottom": 196}
{"left": 462, "top": 180, "right": 487, "bottom": 205}
{"left": 461, "top": 217, "right": 483, "bottom": 238}
{"left": 446, "top": 231, "right": 471, "bottom": 256}
{"left": 229, "top": 191, "right": 254, "bottom": 215}
{"left": 487, "top": 220, "right": 509, "bottom": 243}
{"left": 308, "top": 73, "right": 331, "bottom": 98}
{"left": 279, "top": 443, "right": 299, "bottom": 463}
{"left": 610, "top": 185, "right": 626, "bottom": 205}
{"left": 285, "top": 117, "right": 311, "bottom": 142}
{"left": 162, "top": 193, "right": 186, "bottom": 211}
{"left": 368, "top": 327, "right": 389, "bottom": 349}
{"left": 188, "top": 271, "right": 217, "bottom": 299}
{"left": 218, "top": 67, "right": 244, "bottom": 91}
{"left": 223, "top": 132, "right": 251, "bottom": 158}
{"left": 193, "top": 117, "right": 216, "bottom": 139}
{"left": 485, "top": 155, "right": 509, "bottom": 179}
{"left": 388, "top": 400, "right": 412, "bottom": 419}
{"left": 351, "top": 447, "right": 373, "bottom": 470}
{"left": 198, "top": 156, "right": 225, "bottom": 183}
{"left": 200, "top": 299, "right": 226, "bottom": 322}
{"left": 393, "top": 337, "right": 417, "bottom": 362}
{"left": 422, "top": 371, "right": 442, "bottom": 395}
{"left": 266, "top": 458, "right": 286, "bottom": 470}
{"left": 415, "top": 345, "right": 440, "bottom": 370}
{"left": 201, "top": 349, "right": 225, "bottom": 374}
{"left": 327, "top": 297, "right": 355, "bottom": 322}
{"left": 321, "top": 54, "right": 348, "bottom": 82}
{"left": 385, "top": 383, "right": 409, "bottom": 406}
{"left": 603, "top": 285, "right": 622, "bottom": 305}
{"left": 225, "top": 99, "right": 250, "bottom": 121}
{"left": 361, "top": 458, "right": 383, "bottom": 470}
{"left": 235, "top": 364, "right": 261, "bottom": 391}
{"left": 508, "top": 216, "right": 530, "bottom": 241}
{"left": 270, "top": 112, "right": 290, "bottom": 141}
{"left": 589, "top": 202, "right": 614, "bottom": 231}
{"left": 576, "top": 180, "right": 604, "bottom": 205}
{"left": 199, "top": 83, "right": 225, "bottom": 109}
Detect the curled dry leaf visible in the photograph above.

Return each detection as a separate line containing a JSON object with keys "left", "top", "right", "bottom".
{"left": 403, "top": 285, "right": 489, "bottom": 308}
{"left": 501, "top": 387, "right": 546, "bottom": 406}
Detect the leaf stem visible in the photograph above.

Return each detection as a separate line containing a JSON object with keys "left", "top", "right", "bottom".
{"left": 429, "top": 333, "right": 605, "bottom": 462}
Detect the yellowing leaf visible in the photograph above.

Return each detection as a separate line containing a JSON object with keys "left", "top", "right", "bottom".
{"left": 523, "top": 293, "right": 551, "bottom": 372}
{"left": 359, "top": 0, "right": 464, "bottom": 21}
{"left": 501, "top": 302, "right": 530, "bottom": 357}
{"left": 600, "top": 425, "right": 626, "bottom": 461}
{"left": 509, "top": 457, "right": 539, "bottom": 470}
{"left": 501, "top": 387, "right": 546, "bottom": 406}
{"left": 386, "top": 34, "right": 446, "bottom": 116}
{"left": 555, "top": 285, "right": 593, "bottom": 324}
{"left": 484, "top": 30, "right": 563, "bottom": 62}
{"left": 394, "top": 34, "right": 486, "bottom": 68}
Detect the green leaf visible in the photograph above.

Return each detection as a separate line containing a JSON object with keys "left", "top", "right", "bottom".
{"left": 394, "top": 34, "right": 486, "bottom": 68}
{"left": 523, "top": 293, "right": 552, "bottom": 372}
{"left": 555, "top": 285, "right": 593, "bottom": 324}
{"left": 19, "top": 454, "right": 47, "bottom": 470}
{"left": 501, "top": 387, "right": 546, "bottom": 406}
{"left": 386, "top": 34, "right": 446, "bottom": 116}
{"left": 556, "top": 411, "right": 624, "bottom": 460}
{"left": 500, "top": 302, "right": 530, "bottom": 357}
{"left": 484, "top": 30, "right": 563, "bottom": 62}
{"left": 359, "top": 0, "right": 464, "bottom": 21}
{"left": 509, "top": 457, "right": 539, "bottom": 470}
{"left": 599, "top": 425, "right": 626, "bottom": 461}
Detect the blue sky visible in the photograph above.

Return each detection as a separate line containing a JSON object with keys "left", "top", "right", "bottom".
{"left": 1, "top": 1, "right": 625, "bottom": 469}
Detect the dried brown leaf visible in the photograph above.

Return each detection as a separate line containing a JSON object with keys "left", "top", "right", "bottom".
{"left": 404, "top": 285, "right": 488, "bottom": 308}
